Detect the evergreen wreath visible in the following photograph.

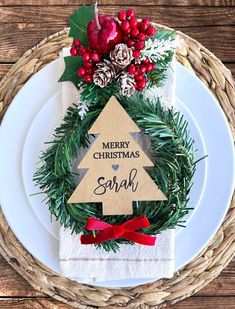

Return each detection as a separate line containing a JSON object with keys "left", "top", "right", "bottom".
{"left": 33, "top": 94, "right": 196, "bottom": 252}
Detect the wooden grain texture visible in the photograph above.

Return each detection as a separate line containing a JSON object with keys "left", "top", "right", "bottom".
{"left": 0, "top": 298, "right": 72, "bottom": 309}
{"left": 0, "top": 296, "right": 235, "bottom": 309}
{"left": 0, "top": 255, "right": 43, "bottom": 297}
{"left": 0, "top": 6, "right": 234, "bottom": 26}
{"left": 0, "top": 0, "right": 235, "bottom": 6}
{"left": 171, "top": 297, "right": 235, "bottom": 308}
{"left": 0, "top": 6, "right": 234, "bottom": 62}
{"left": 0, "top": 1, "right": 235, "bottom": 309}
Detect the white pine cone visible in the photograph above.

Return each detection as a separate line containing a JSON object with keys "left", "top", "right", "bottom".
{"left": 118, "top": 72, "right": 136, "bottom": 97}
{"left": 110, "top": 44, "right": 133, "bottom": 69}
{"left": 93, "top": 60, "right": 116, "bottom": 88}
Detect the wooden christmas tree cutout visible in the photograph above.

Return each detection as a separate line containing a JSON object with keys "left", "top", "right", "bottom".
{"left": 68, "top": 96, "right": 167, "bottom": 215}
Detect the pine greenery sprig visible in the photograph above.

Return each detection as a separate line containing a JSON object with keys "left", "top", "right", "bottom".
{"left": 145, "top": 30, "right": 177, "bottom": 88}
{"left": 33, "top": 94, "right": 197, "bottom": 252}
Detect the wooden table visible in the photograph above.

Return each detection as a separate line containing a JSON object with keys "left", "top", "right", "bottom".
{"left": 0, "top": 1, "right": 234, "bottom": 308}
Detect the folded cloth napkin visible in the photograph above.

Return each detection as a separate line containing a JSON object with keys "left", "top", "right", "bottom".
{"left": 59, "top": 48, "right": 175, "bottom": 283}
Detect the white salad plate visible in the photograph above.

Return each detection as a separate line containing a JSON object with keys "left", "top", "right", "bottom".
{"left": 0, "top": 59, "right": 234, "bottom": 288}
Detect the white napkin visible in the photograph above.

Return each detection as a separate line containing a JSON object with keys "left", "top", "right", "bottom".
{"left": 59, "top": 48, "right": 175, "bottom": 283}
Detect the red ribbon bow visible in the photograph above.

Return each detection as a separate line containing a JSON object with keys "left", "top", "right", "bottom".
{"left": 81, "top": 216, "right": 156, "bottom": 246}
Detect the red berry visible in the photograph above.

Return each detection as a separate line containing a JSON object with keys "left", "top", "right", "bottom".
{"left": 128, "top": 64, "right": 136, "bottom": 75}
{"left": 82, "top": 52, "right": 90, "bottom": 62}
{"left": 135, "top": 41, "right": 145, "bottom": 51}
{"left": 137, "top": 33, "right": 147, "bottom": 41}
{"left": 133, "top": 50, "right": 140, "bottom": 58}
{"left": 73, "top": 39, "right": 81, "bottom": 47}
{"left": 131, "top": 28, "right": 139, "bottom": 38}
{"left": 77, "top": 47, "right": 86, "bottom": 56}
{"left": 146, "top": 26, "right": 156, "bottom": 36}
{"left": 146, "top": 63, "right": 153, "bottom": 72}
{"left": 127, "top": 39, "right": 135, "bottom": 47}
{"left": 84, "top": 74, "right": 92, "bottom": 83}
{"left": 139, "top": 65, "right": 146, "bottom": 74}
{"left": 139, "top": 22, "right": 148, "bottom": 33}
{"left": 142, "top": 58, "right": 150, "bottom": 65}
{"left": 135, "top": 64, "right": 140, "bottom": 71}
{"left": 77, "top": 67, "right": 85, "bottom": 77}
{"left": 130, "top": 17, "right": 138, "bottom": 28}
{"left": 70, "top": 47, "right": 77, "bottom": 56}
{"left": 127, "top": 8, "right": 135, "bottom": 18}
{"left": 142, "top": 18, "right": 150, "bottom": 27}
{"left": 86, "top": 68, "right": 93, "bottom": 74}
{"left": 152, "top": 63, "right": 156, "bottom": 70}
{"left": 118, "top": 11, "right": 126, "bottom": 21}
{"left": 84, "top": 61, "right": 93, "bottom": 68}
{"left": 137, "top": 78, "right": 146, "bottom": 89}
{"left": 135, "top": 73, "right": 144, "bottom": 81}
{"left": 121, "top": 20, "right": 130, "bottom": 33}
{"left": 123, "top": 34, "right": 130, "bottom": 42}
{"left": 91, "top": 52, "right": 100, "bottom": 62}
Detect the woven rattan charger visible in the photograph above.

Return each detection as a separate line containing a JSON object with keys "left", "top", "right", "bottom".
{"left": 0, "top": 25, "right": 234, "bottom": 308}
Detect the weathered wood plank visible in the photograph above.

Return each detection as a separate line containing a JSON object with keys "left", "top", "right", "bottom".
{"left": 171, "top": 296, "right": 235, "bottom": 308}
{"left": 0, "top": 298, "right": 72, "bottom": 308}
{"left": 0, "top": 23, "right": 234, "bottom": 62}
{"left": 0, "top": 6, "right": 234, "bottom": 27}
{"left": 0, "top": 296, "right": 235, "bottom": 308}
{"left": 196, "top": 277, "right": 235, "bottom": 296}
{"left": 0, "top": 0, "right": 234, "bottom": 6}
{"left": 0, "top": 255, "right": 43, "bottom": 297}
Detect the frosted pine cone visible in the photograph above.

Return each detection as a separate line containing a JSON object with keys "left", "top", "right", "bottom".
{"left": 110, "top": 44, "right": 133, "bottom": 69}
{"left": 118, "top": 72, "right": 136, "bottom": 97}
{"left": 93, "top": 60, "right": 116, "bottom": 88}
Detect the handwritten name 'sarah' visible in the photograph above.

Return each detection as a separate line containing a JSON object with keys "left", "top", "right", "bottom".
{"left": 94, "top": 168, "right": 138, "bottom": 195}
{"left": 93, "top": 141, "right": 140, "bottom": 159}
{"left": 93, "top": 141, "right": 139, "bottom": 195}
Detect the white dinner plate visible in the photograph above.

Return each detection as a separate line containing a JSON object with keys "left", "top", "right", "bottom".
{"left": 0, "top": 60, "right": 234, "bottom": 288}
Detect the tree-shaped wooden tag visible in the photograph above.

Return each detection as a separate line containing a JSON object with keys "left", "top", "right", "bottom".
{"left": 68, "top": 96, "right": 167, "bottom": 215}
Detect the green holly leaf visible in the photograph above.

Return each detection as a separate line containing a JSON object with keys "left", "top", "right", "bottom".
{"left": 69, "top": 4, "right": 95, "bottom": 46}
{"left": 58, "top": 55, "right": 83, "bottom": 90}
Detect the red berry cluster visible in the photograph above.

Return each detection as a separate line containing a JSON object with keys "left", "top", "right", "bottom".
{"left": 127, "top": 58, "right": 156, "bottom": 91}
{"left": 118, "top": 8, "right": 156, "bottom": 59}
{"left": 70, "top": 39, "right": 101, "bottom": 83}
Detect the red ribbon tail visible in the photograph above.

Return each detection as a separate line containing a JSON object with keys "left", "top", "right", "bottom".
{"left": 123, "top": 231, "right": 156, "bottom": 246}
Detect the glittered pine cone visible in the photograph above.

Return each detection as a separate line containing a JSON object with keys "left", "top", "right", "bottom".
{"left": 117, "top": 72, "right": 136, "bottom": 97}
{"left": 93, "top": 60, "right": 116, "bottom": 88}
{"left": 110, "top": 44, "right": 133, "bottom": 69}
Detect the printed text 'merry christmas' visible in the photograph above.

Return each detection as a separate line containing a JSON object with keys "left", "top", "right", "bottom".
{"left": 102, "top": 141, "right": 130, "bottom": 149}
